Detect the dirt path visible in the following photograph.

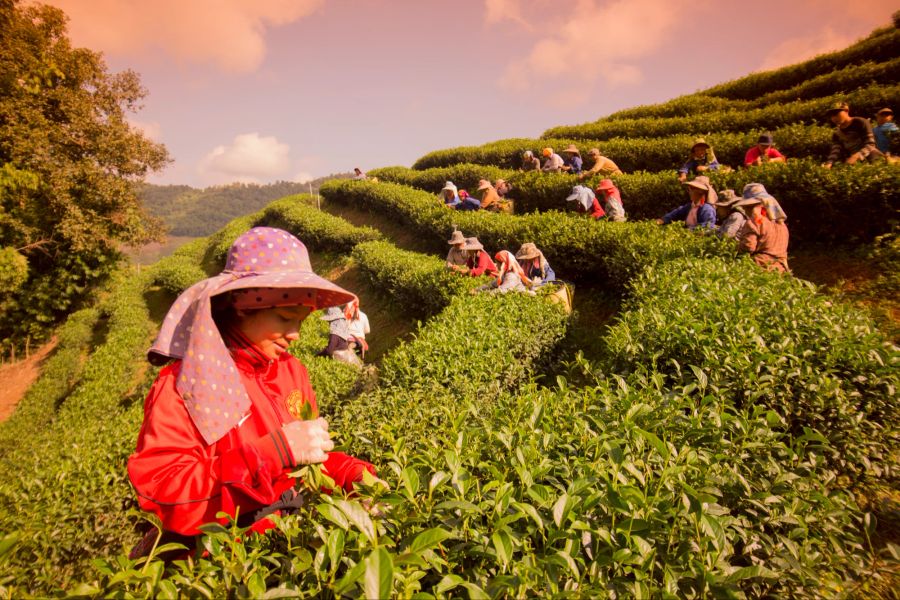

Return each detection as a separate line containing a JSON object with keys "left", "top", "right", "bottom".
{"left": 0, "top": 338, "right": 57, "bottom": 422}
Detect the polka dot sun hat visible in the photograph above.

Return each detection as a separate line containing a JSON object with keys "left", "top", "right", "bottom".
{"left": 149, "top": 227, "right": 356, "bottom": 444}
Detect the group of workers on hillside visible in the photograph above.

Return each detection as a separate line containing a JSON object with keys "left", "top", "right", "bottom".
{"left": 444, "top": 229, "right": 556, "bottom": 294}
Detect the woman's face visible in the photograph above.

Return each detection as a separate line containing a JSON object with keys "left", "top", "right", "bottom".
{"left": 688, "top": 188, "right": 706, "bottom": 204}
{"left": 236, "top": 304, "right": 312, "bottom": 360}
{"left": 443, "top": 189, "right": 454, "bottom": 200}
{"left": 692, "top": 145, "right": 707, "bottom": 159}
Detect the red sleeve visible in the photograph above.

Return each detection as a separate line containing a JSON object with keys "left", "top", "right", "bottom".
{"left": 591, "top": 197, "right": 606, "bottom": 219}
{"left": 744, "top": 147, "right": 757, "bottom": 166}
{"left": 322, "top": 452, "right": 376, "bottom": 491}
{"left": 770, "top": 148, "right": 785, "bottom": 159}
{"left": 127, "top": 364, "right": 292, "bottom": 535}
{"left": 469, "top": 252, "right": 498, "bottom": 277}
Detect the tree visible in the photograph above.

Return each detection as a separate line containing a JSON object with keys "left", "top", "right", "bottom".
{"left": 0, "top": 0, "right": 169, "bottom": 350}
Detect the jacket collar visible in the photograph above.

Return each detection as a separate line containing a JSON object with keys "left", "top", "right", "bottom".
{"left": 222, "top": 325, "right": 274, "bottom": 372}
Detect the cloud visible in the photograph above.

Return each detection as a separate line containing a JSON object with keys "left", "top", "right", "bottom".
{"left": 127, "top": 118, "right": 161, "bottom": 141}
{"left": 484, "top": 0, "right": 532, "bottom": 29}
{"left": 498, "top": 0, "right": 687, "bottom": 94}
{"left": 201, "top": 133, "right": 292, "bottom": 181}
{"left": 759, "top": 27, "right": 853, "bottom": 72}
{"left": 46, "top": 0, "right": 323, "bottom": 73}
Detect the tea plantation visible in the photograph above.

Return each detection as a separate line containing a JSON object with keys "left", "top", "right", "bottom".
{"left": 1, "top": 22, "right": 899, "bottom": 599}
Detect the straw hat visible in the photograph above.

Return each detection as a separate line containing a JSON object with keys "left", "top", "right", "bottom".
{"left": 477, "top": 179, "right": 492, "bottom": 191}
{"left": 515, "top": 242, "right": 540, "bottom": 260}
{"left": 682, "top": 176, "right": 718, "bottom": 204}
{"left": 447, "top": 229, "right": 466, "bottom": 245}
{"left": 464, "top": 236, "right": 484, "bottom": 251}
{"left": 825, "top": 101, "right": 849, "bottom": 115}
{"left": 563, "top": 144, "right": 580, "bottom": 155}
{"left": 691, "top": 138, "right": 711, "bottom": 151}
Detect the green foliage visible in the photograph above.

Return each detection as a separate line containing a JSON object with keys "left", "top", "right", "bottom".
{"left": 410, "top": 124, "right": 834, "bottom": 174}
{"left": 351, "top": 240, "right": 480, "bottom": 318}
{"left": 139, "top": 179, "right": 338, "bottom": 237}
{"left": 0, "top": 2, "right": 169, "bottom": 346}
{"left": 289, "top": 312, "right": 363, "bottom": 411}
{"left": 321, "top": 180, "right": 734, "bottom": 290}
{"left": 703, "top": 26, "right": 900, "bottom": 100}
{"left": 260, "top": 194, "right": 383, "bottom": 254}
{"left": 0, "top": 247, "right": 27, "bottom": 292}
{"left": 603, "top": 257, "right": 900, "bottom": 481}
{"left": 543, "top": 83, "right": 900, "bottom": 140}
{"left": 604, "top": 57, "right": 900, "bottom": 121}
{"left": 379, "top": 291, "right": 569, "bottom": 393}
{"left": 149, "top": 238, "right": 209, "bottom": 294}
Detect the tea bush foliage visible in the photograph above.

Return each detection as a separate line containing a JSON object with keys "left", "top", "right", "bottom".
{"left": 260, "top": 194, "right": 384, "bottom": 254}
{"left": 410, "top": 124, "right": 833, "bottom": 173}
{"left": 543, "top": 83, "right": 900, "bottom": 141}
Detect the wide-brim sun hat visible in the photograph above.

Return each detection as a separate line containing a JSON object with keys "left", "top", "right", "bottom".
{"left": 464, "top": 236, "right": 484, "bottom": 251}
{"left": 717, "top": 189, "right": 740, "bottom": 206}
{"left": 320, "top": 306, "right": 346, "bottom": 321}
{"left": 682, "top": 176, "right": 718, "bottom": 204}
{"left": 477, "top": 179, "right": 492, "bottom": 191}
{"left": 733, "top": 197, "right": 764, "bottom": 209}
{"left": 149, "top": 226, "right": 356, "bottom": 445}
{"left": 595, "top": 178, "right": 616, "bottom": 192}
{"left": 515, "top": 242, "right": 540, "bottom": 260}
{"left": 741, "top": 182, "right": 775, "bottom": 201}
{"left": 877, "top": 107, "right": 893, "bottom": 116}
{"left": 563, "top": 144, "right": 580, "bottom": 155}
{"left": 691, "top": 138, "right": 711, "bottom": 150}
{"left": 441, "top": 181, "right": 457, "bottom": 192}
{"left": 447, "top": 229, "right": 466, "bottom": 245}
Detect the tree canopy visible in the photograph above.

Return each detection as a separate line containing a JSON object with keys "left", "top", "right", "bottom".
{"left": 0, "top": 0, "right": 169, "bottom": 349}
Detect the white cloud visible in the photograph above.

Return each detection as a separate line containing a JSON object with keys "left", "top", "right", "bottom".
{"left": 46, "top": 0, "right": 323, "bottom": 73}
{"left": 201, "top": 133, "right": 292, "bottom": 181}
{"left": 499, "top": 0, "right": 687, "bottom": 94}
{"left": 128, "top": 118, "right": 161, "bottom": 141}
{"left": 484, "top": 0, "right": 532, "bottom": 29}
{"left": 758, "top": 27, "right": 853, "bottom": 72}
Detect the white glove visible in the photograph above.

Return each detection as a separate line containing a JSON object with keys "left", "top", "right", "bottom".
{"left": 282, "top": 418, "right": 333, "bottom": 465}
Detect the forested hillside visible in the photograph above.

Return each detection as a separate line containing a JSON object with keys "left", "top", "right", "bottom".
{"left": 138, "top": 176, "right": 349, "bottom": 237}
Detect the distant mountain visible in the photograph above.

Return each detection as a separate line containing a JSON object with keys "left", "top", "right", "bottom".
{"left": 138, "top": 175, "right": 350, "bottom": 237}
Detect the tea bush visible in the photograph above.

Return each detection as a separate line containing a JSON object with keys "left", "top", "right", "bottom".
{"left": 603, "top": 257, "right": 900, "bottom": 482}
{"left": 351, "top": 240, "right": 481, "bottom": 318}
{"left": 409, "top": 124, "right": 834, "bottom": 173}
{"left": 604, "top": 57, "right": 900, "bottom": 121}
{"left": 0, "top": 247, "right": 27, "bottom": 292}
{"left": 260, "top": 194, "right": 383, "bottom": 254}
{"left": 703, "top": 26, "right": 900, "bottom": 100}
{"left": 149, "top": 238, "right": 210, "bottom": 294}
{"left": 543, "top": 83, "right": 900, "bottom": 141}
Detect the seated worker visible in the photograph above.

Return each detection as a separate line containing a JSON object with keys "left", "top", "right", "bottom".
{"left": 515, "top": 243, "right": 555, "bottom": 287}
{"left": 474, "top": 250, "right": 533, "bottom": 294}
{"left": 441, "top": 181, "right": 461, "bottom": 208}
{"left": 656, "top": 175, "right": 717, "bottom": 229}
{"left": 352, "top": 167, "right": 367, "bottom": 180}
{"left": 127, "top": 227, "right": 374, "bottom": 557}
{"left": 874, "top": 107, "right": 897, "bottom": 155}
{"left": 823, "top": 102, "right": 883, "bottom": 167}
{"left": 735, "top": 189, "right": 790, "bottom": 273}
{"left": 456, "top": 189, "right": 481, "bottom": 211}
{"left": 478, "top": 179, "right": 513, "bottom": 214}
{"left": 561, "top": 145, "right": 583, "bottom": 175}
{"left": 744, "top": 133, "right": 786, "bottom": 166}
{"left": 594, "top": 179, "right": 626, "bottom": 222}
{"left": 678, "top": 138, "right": 720, "bottom": 182}
{"left": 578, "top": 148, "right": 622, "bottom": 180}
{"left": 541, "top": 147, "right": 565, "bottom": 172}
{"left": 521, "top": 150, "right": 541, "bottom": 171}
{"left": 741, "top": 182, "right": 786, "bottom": 223}
{"left": 565, "top": 185, "right": 605, "bottom": 220}
{"left": 318, "top": 306, "right": 353, "bottom": 358}
{"left": 714, "top": 190, "right": 746, "bottom": 239}
{"left": 446, "top": 229, "right": 469, "bottom": 269}
{"left": 463, "top": 237, "right": 498, "bottom": 277}
{"left": 345, "top": 299, "right": 370, "bottom": 358}
{"left": 495, "top": 178, "right": 512, "bottom": 198}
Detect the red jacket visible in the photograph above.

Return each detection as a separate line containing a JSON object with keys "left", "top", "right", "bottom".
{"left": 466, "top": 250, "right": 498, "bottom": 277}
{"left": 128, "top": 345, "right": 373, "bottom": 535}
{"left": 576, "top": 196, "right": 606, "bottom": 219}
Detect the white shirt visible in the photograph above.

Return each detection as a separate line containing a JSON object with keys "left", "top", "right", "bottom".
{"left": 347, "top": 311, "right": 370, "bottom": 339}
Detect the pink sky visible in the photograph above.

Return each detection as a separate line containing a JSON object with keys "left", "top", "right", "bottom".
{"left": 45, "top": 0, "right": 897, "bottom": 187}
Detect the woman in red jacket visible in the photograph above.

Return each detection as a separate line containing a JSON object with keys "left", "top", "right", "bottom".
{"left": 128, "top": 227, "right": 374, "bottom": 557}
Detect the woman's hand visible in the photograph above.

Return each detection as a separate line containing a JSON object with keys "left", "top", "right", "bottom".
{"left": 282, "top": 418, "right": 334, "bottom": 465}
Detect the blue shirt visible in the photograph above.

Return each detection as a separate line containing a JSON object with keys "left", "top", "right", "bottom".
{"left": 662, "top": 203, "right": 716, "bottom": 229}
{"left": 564, "top": 155, "right": 583, "bottom": 174}
{"left": 873, "top": 121, "right": 898, "bottom": 153}
{"left": 678, "top": 158, "right": 720, "bottom": 176}
{"left": 455, "top": 197, "right": 481, "bottom": 211}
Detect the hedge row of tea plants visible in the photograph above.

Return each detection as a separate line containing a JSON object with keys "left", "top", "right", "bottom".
{"left": 261, "top": 195, "right": 384, "bottom": 254}
{"left": 320, "top": 179, "right": 734, "bottom": 290}
{"left": 703, "top": 25, "right": 900, "bottom": 101}
{"left": 351, "top": 240, "right": 482, "bottom": 319}
{"left": 603, "top": 256, "right": 900, "bottom": 482}
{"left": 543, "top": 82, "right": 900, "bottom": 141}
{"left": 371, "top": 159, "right": 900, "bottom": 244}
{"left": 604, "top": 56, "right": 900, "bottom": 122}
{"left": 409, "top": 124, "right": 834, "bottom": 174}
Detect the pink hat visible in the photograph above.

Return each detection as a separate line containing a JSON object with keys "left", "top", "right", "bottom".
{"left": 149, "top": 227, "right": 355, "bottom": 444}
